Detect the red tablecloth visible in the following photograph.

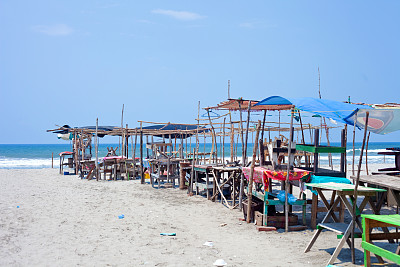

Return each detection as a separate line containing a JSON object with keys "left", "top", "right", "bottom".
{"left": 242, "top": 166, "right": 310, "bottom": 190}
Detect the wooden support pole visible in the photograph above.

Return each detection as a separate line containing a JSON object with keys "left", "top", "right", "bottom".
{"left": 133, "top": 130, "right": 137, "bottom": 178}
{"left": 352, "top": 113, "right": 358, "bottom": 177}
{"left": 351, "top": 111, "right": 369, "bottom": 264}
{"left": 366, "top": 132, "right": 371, "bottom": 175}
{"left": 243, "top": 100, "right": 252, "bottom": 166}
{"left": 238, "top": 101, "right": 245, "bottom": 210}
{"left": 285, "top": 108, "right": 295, "bottom": 232}
{"left": 190, "top": 148, "right": 195, "bottom": 194}
{"left": 51, "top": 152, "right": 53, "bottom": 168}
{"left": 95, "top": 118, "right": 99, "bottom": 181}
{"left": 313, "top": 129, "right": 320, "bottom": 173}
{"left": 230, "top": 122, "right": 234, "bottom": 162}
{"left": 261, "top": 110, "right": 267, "bottom": 143}
{"left": 207, "top": 109, "right": 217, "bottom": 164}
{"left": 140, "top": 130, "right": 144, "bottom": 184}
{"left": 340, "top": 128, "right": 346, "bottom": 174}
{"left": 298, "top": 110, "right": 309, "bottom": 167}
{"left": 246, "top": 120, "right": 261, "bottom": 223}
{"left": 222, "top": 118, "right": 226, "bottom": 167}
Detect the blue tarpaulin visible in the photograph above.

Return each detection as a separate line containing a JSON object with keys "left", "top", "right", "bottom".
{"left": 347, "top": 108, "right": 400, "bottom": 135}
{"left": 255, "top": 96, "right": 371, "bottom": 125}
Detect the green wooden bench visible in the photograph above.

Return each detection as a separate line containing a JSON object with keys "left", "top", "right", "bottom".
{"left": 362, "top": 214, "right": 400, "bottom": 266}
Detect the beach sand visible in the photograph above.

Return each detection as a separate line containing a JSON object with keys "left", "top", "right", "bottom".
{"left": 0, "top": 166, "right": 398, "bottom": 266}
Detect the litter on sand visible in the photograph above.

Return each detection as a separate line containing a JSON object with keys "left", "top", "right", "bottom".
{"left": 160, "top": 233, "right": 176, "bottom": 236}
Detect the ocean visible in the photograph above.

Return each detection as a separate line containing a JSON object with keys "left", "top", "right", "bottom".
{"left": 0, "top": 142, "right": 399, "bottom": 169}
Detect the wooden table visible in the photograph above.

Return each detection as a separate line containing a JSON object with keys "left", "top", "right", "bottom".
{"left": 243, "top": 166, "right": 309, "bottom": 227}
{"left": 149, "top": 158, "right": 180, "bottom": 188}
{"left": 79, "top": 160, "right": 95, "bottom": 179}
{"left": 374, "top": 149, "right": 400, "bottom": 175}
{"left": 191, "top": 164, "right": 215, "bottom": 197}
{"left": 59, "top": 152, "right": 74, "bottom": 174}
{"left": 304, "top": 182, "right": 386, "bottom": 265}
{"left": 211, "top": 166, "right": 241, "bottom": 209}
{"left": 362, "top": 214, "right": 400, "bottom": 266}
{"left": 355, "top": 174, "right": 400, "bottom": 211}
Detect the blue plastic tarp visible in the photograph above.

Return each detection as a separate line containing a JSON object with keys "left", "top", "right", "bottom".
{"left": 347, "top": 108, "right": 400, "bottom": 135}
{"left": 255, "top": 96, "right": 371, "bottom": 125}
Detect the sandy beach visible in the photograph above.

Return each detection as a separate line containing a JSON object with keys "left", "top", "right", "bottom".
{"left": 0, "top": 165, "right": 398, "bottom": 267}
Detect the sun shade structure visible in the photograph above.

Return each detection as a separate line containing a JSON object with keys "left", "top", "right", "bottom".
{"left": 255, "top": 96, "right": 371, "bottom": 125}
{"left": 205, "top": 98, "right": 293, "bottom": 111}
{"left": 348, "top": 107, "right": 400, "bottom": 135}
{"left": 256, "top": 96, "right": 400, "bottom": 135}
{"left": 137, "top": 123, "right": 209, "bottom": 138}
{"left": 48, "top": 125, "right": 119, "bottom": 137}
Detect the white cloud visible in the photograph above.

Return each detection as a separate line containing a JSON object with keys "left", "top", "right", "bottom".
{"left": 151, "top": 9, "right": 205, "bottom": 21}
{"left": 32, "top": 24, "right": 74, "bottom": 36}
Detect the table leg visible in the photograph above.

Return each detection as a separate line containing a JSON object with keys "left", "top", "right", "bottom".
{"left": 363, "top": 217, "right": 372, "bottom": 267}
{"left": 328, "top": 221, "right": 353, "bottom": 265}
{"left": 206, "top": 172, "right": 210, "bottom": 200}
{"left": 305, "top": 196, "right": 341, "bottom": 253}
{"left": 195, "top": 169, "right": 199, "bottom": 195}
{"left": 212, "top": 172, "right": 217, "bottom": 202}
{"left": 232, "top": 172, "right": 236, "bottom": 206}
{"left": 311, "top": 192, "right": 318, "bottom": 229}
{"left": 317, "top": 188, "right": 340, "bottom": 223}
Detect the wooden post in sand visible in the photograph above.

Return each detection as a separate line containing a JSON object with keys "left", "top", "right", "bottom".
{"left": 207, "top": 109, "right": 217, "bottom": 164}
{"left": 133, "top": 130, "right": 137, "bottom": 178}
{"left": 140, "top": 129, "right": 144, "bottom": 184}
{"left": 285, "top": 108, "right": 294, "bottom": 232}
{"left": 243, "top": 101, "right": 252, "bottom": 166}
{"left": 95, "top": 118, "right": 99, "bottom": 181}
{"left": 351, "top": 111, "right": 369, "bottom": 263}
{"left": 51, "top": 152, "right": 54, "bottom": 168}
{"left": 239, "top": 101, "right": 252, "bottom": 210}
{"left": 222, "top": 118, "right": 226, "bottom": 167}
{"left": 246, "top": 120, "right": 261, "bottom": 223}
{"left": 230, "top": 122, "right": 234, "bottom": 163}
{"left": 238, "top": 100, "right": 245, "bottom": 210}
{"left": 352, "top": 113, "right": 358, "bottom": 177}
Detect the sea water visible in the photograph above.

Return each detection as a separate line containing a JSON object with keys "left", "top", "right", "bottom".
{"left": 0, "top": 142, "right": 398, "bottom": 169}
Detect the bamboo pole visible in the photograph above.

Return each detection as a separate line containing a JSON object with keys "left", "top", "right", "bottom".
{"left": 207, "top": 109, "right": 217, "bottom": 164}
{"left": 230, "top": 122, "right": 234, "bottom": 162}
{"left": 222, "top": 118, "right": 226, "bottom": 167}
{"left": 344, "top": 124, "right": 348, "bottom": 175}
{"left": 140, "top": 122, "right": 144, "bottom": 184}
{"left": 261, "top": 110, "right": 267, "bottom": 143}
{"left": 120, "top": 104, "right": 124, "bottom": 156}
{"left": 133, "top": 130, "right": 137, "bottom": 178}
{"left": 81, "top": 130, "right": 84, "bottom": 177}
{"left": 352, "top": 113, "right": 358, "bottom": 178}
{"left": 196, "top": 101, "right": 200, "bottom": 161}
{"left": 298, "top": 111, "right": 309, "bottom": 167}
{"left": 238, "top": 99, "right": 248, "bottom": 210}
{"left": 351, "top": 111, "right": 369, "bottom": 263}
{"left": 366, "top": 132, "right": 371, "bottom": 175}
{"left": 95, "top": 118, "right": 99, "bottom": 181}
{"left": 243, "top": 101, "right": 252, "bottom": 166}
{"left": 285, "top": 108, "right": 295, "bottom": 232}
{"left": 246, "top": 120, "right": 261, "bottom": 223}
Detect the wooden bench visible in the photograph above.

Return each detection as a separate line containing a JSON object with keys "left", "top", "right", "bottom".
{"left": 362, "top": 214, "right": 400, "bottom": 266}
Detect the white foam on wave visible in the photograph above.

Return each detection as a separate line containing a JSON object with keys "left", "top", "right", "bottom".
{"left": 346, "top": 148, "right": 390, "bottom": 154}
{"left": 318, "top": 155, "right": 394, "bottom": 165}
{"left": 0, "top": 158, "right": 53, "bottom": 169}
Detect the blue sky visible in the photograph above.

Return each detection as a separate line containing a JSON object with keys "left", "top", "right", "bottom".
{"left": 0, "top": 1, "right": 399, "bottom": 144}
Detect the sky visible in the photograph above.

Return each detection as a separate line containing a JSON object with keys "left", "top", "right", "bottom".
{"left": 0, "top": 0, "right": 399, "bottom": 144}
